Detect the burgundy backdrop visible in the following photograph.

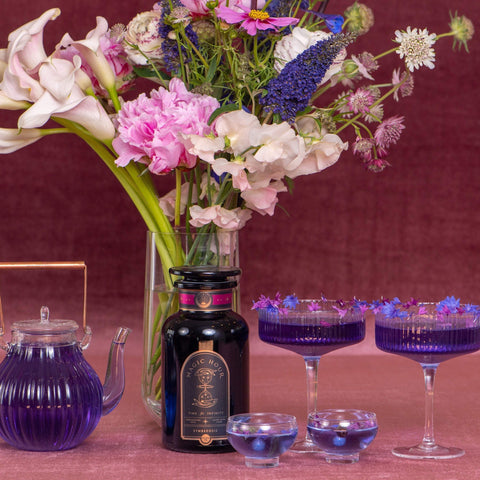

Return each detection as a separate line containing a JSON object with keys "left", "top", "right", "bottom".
{"left": 0, "top": 0, "right": 478, "bottom": 335}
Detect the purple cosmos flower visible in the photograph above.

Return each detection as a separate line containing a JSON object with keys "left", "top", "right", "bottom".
{"left": 333, "top": 306, "right": 348, "bottom": 318}
{"left": 353, "top": 299, "right": 369, "bottom": 314}
{"left": 216, "top": 5, "right": 299, "bottom": 36}
{"left": 252, "top": 292, "right": 283, "bottom": 310}
{"left": 308, "top": 302, "right": 321, "bottom": 312}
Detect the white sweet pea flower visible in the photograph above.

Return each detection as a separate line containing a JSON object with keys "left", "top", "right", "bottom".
{"left": 211, "top": 157, "right": 250, "bottom": 192}
{"left": 244, "top": 122, "right": 306, "bottom": 183}
{"left": 293, "top": 117, "right": 347, "bottom": 177}
{"left": 274, "top": 27, "right": 346, "bottom": 85}
{"left": 240, "top": 180, "right": 287, "bottom": 216}
{"left": 0, "top": 128, "right": 43, "bottom": 153}
{"left": 180, "top": 133, "right": 225, "bottom": 163}
{"left": 189, "top": 205, "right": 252, "bottom": 230}
{"left": 159, "top": 182, "right": 198, "bottom": 220}
{"left": 215, "top": 110, "right": 260, "bottom": 155}
{"left": 290, "top": 133, "right": 347, "bottom": 178}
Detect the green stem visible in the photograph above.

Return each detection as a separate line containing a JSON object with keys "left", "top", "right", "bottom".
{"left": 53, "top": 117, "right": 177, "bottom": 267}
{"left": 335, "top": 84, "right": 400, "bottom": 135}
{"left": 106, "top": 85, "right": 121, "bottom": 112}
{"left": 175, "top": 168, "right": 182, "bottom": 228}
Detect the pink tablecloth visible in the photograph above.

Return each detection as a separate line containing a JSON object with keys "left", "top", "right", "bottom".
{"left": 0, "top": 328, "right": 478, "bottom": 480}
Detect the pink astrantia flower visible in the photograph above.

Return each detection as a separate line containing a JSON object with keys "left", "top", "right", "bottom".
{"left": 347, "top": 86, "right": 376, "bottom": 114}
{"left": 374, "top": 115, "right": 405, "bottom": 149}
{"left": 216, "top": 4, "right": 298, "bottom": 36}
{"left": 113, "top": 77, "right": 219, "bottom": 174}
{"left": 392, "top": 68, "right": 414, "bottom": 101}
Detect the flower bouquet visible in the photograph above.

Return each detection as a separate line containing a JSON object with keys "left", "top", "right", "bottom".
{"left": 0, "top": 0, "right": 473, "bottom": 419}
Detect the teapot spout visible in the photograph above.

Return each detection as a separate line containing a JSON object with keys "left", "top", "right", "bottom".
{"left": 102, "top": 326, "right": 131, "bottom": 416}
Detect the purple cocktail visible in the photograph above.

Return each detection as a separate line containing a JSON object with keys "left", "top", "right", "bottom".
{"left": 374, "top": 297, "right": 480, "bottom": 459}
{"left": 259, "top": 316, "right": 365, "bottom": 357}
{"left": 376, "top": 322, "right": 480, "bottom": 364}
{"left": 256, "top": 297, "right": 366, "bottom": 453}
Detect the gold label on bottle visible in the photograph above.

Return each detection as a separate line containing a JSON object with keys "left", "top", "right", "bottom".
{"left": 180, "top": 350, "right": 230, "bottom": 445}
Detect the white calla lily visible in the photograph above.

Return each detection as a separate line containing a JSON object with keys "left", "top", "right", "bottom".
{"left": 0, "top": 91, "right": 30, "bottom": 110}
{"left": 58, "top": 16, "right": 115, "bottom": 91}
{"left": 0, "top": 8, "right": 60, "bottom": 102}
{"left": 0, "top": 128, "right": 43, "bottom": 153}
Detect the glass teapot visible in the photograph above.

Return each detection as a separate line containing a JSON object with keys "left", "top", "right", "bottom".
{"left": 0, "top": 262, "right": 130, "bottom": 451}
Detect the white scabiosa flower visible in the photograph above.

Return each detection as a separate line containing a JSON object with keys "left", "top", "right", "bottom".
{"left": 394, "top": 26, "right": 436, "bottom": 72}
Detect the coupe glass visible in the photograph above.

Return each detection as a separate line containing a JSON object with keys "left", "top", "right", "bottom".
{"left": 257, "top": 299, "right": 366, "bottom": 453}
{"left": 375, "top": 299, "right": 480, "bottom": 459}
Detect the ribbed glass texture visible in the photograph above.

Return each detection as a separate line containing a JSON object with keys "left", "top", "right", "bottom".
{"left": 0, "top": 343, "right": 103, "bottom": 451}
{"left": 258, "top": 300, "right": 365, "bottom": 357}
{"left": 375, "top": 311, "right": 480, "bottom": 364}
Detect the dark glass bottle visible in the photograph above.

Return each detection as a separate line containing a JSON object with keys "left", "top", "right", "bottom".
{"left": 161, "top": 266, "right": 249, "bottom": 453}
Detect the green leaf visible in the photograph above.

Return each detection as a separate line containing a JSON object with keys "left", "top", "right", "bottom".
{"left": 206, "top": 56, "right": 220, "bottom": 83}
{"left": 133, "top": 65, "right": 170, "bottom": 81}
{"left": 208, "top": 103, "right": 241, "bottom": 125}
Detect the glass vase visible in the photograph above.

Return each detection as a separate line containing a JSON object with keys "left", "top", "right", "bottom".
{"left": 142, "top": 229, "right": 240, "bottom": 426}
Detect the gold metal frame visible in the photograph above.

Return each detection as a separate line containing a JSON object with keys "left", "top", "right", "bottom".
{"left": 0, "top": 261, "right": 87, "bottom": 334}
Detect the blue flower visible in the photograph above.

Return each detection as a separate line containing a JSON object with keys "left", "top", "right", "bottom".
{"left": 260, "top": 33, "right": 353, "bottom": 123}
{"left": 436, "top": 296, "right": 460, "bottom": 314}
{"left": 308, "top": 12, "right": 345, "bottom": 33}
{"left": 283, "top": 295, "right": 299, "bottom": 309}
{"left": 380, "top": 301, "right": 407, "bottom": 319}
{"left": 464, "top": 304, "right": 480, "bottom": 314}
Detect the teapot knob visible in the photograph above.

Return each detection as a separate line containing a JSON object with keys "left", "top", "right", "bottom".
{"left": 40, "top": 306, "right": 50, "bottom": 324}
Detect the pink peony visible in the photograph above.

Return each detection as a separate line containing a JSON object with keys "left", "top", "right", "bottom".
{"left": 113, "top": 77, "right": 220, "bottom": 174}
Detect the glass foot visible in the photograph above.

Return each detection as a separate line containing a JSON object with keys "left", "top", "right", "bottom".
{"left": 325, "top": 453, "right": 360, "bottom": 464}
{"left": 291, "top": 437, "right": 324, "bottom": 454}
{"left": 245, "top": 456, "right": 279, "bottom": 468}
{"left": 393, "top": 444, "right": 464, "bottom": 460}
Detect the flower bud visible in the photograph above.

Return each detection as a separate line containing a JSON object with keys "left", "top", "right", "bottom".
{"left": 449, "top": 13, "right": 474, "bottom": 51}
{"left": 344, "top": 2, "right": 374, "bottom": 36}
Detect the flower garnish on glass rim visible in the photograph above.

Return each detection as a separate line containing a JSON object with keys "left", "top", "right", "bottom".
{"left": 371, "top": 296, "right": 480, "bottom": 320}
{"left": 252, "top": 294, "right": 367, "bottom": 317}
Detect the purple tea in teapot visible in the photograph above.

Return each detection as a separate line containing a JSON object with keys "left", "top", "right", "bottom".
{"left": 0, "top": 306, "right": 129, "bottom": 451}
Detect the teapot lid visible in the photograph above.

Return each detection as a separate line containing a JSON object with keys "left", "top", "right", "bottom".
{"left": 11, "top": 306, "right": 78, "bottom": 335}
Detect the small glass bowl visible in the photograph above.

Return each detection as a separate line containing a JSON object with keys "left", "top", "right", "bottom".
{"left": 307, "top": 409, "right": 378, "bottom": 464}
{"left": 226, "top": 413, "right": 298, "bottom": 468}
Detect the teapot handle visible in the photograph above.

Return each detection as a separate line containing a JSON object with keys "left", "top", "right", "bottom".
{"left": 0, "top": 261, "right": 88, "bottom": 336}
